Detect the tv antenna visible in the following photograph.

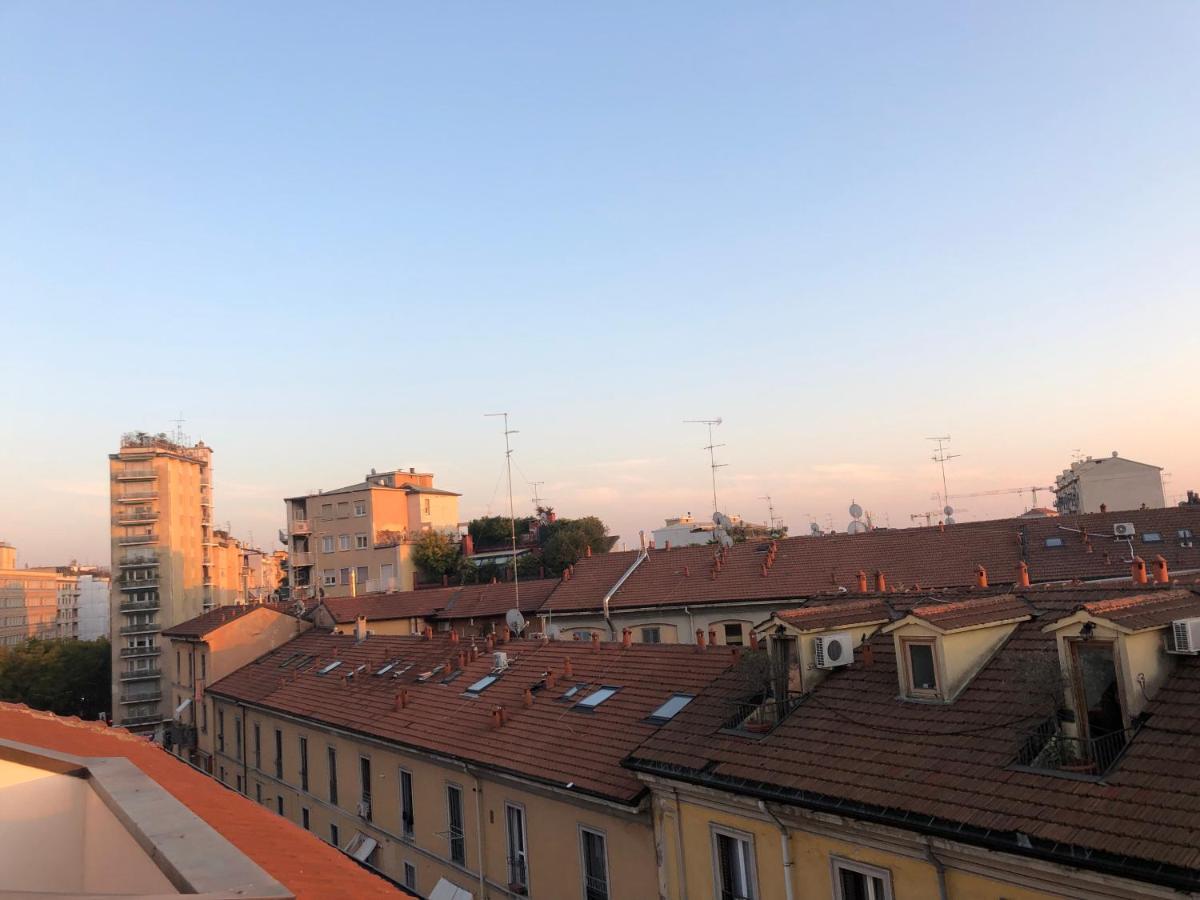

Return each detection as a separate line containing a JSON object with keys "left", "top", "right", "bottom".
{"left": 684, "top": 417, "right": 726, "bottom": 515}
{"left": 485, "top": 413, "right": 520, "bottom": 608}
{"left": 170, "top": 412, "right": 186, "bottom": 444}
{"left": 530, "top": 480, "right": 546, "bottom": 511}
{"left": 927, "top": 435, "right": 959, "bottom": 514}
{"left": 758, "top": 494, "right": 778, "bottom": 531}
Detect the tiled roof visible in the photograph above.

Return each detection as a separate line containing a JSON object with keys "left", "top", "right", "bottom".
{"left": 1081, "top": 589, "right": 1200, "bottom": 632}
{"left": 537, "top": 507, "right": 1200, "bottom": 616}
{"left": 627, "top": 586, "right": 1200, "bottom": 889}
{"left": 775, "top": 598, "right": 893, "bottom": 631}
{"left": 162, "top": 603, "right": 294, "bottom": 638}
{"left": 438, "top": 578, "right": 559, "bottom": 620}
{"left": 0, "top": 703, "right": 404, "bottom": 899}
{"left": 208, "top": 632, "right": 737, "bottom": 805}
{"left": 907, "top": 594, "right": 1033, "bottom": 631}
{"left": 318, "top": 588, "right": 458, "bottom": 624}
{"left": 317, "top": 579, "right": 560, "bottom": 625}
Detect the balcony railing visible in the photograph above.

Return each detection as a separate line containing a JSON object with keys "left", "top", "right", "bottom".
{"left": 1015, "top": 716, "right": 1140, "bottom": 776}
{"left": 114, "top": 509, "right": 158, "bottom": 525}
{"left": 120, "top": 623, "right": 161, "bottom": 636}
{"left": 120, "top": 555, "right": 158, "bottom": 568}
{"left": 584, "top": 873, "right": 610, "bottom": 900}
{"left": 292, "top": 519, "right": 313, "bottom": 535}
{"left": 119, "top": 668, "right": 161, "bottom": 681}
{"left": 119, "top": 600, "right": 160, "bottom": 614}
{"left": 114, "top": 490, "right": 158, "bottom": 503}
{"left": 121, "top": 713, "right": 163, "bottom": 727}
{"left": 118, "top": 533, "right": 159, "bottom": 546}
{"left": 120, "top": 645, "right": 160, "bottom": 657}
{"left": 290, "top": 551, "right": 314, "bottom": 567}
{"left": 120, "top": 690, "right": 162, "bottom": 704}
{"left": 119, "top": 580, "right": 159, "bottom": 593}
{"left": 115, "top": 469, "right": 157, "bottom": 481}
{"left": 722, "top": 691, "right": 807, "bottom": 735}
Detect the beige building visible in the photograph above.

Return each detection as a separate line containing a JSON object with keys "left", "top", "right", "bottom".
{"left": 1055, "top": 451, "right": 1166, "bottom": 514}
{"left": 0, "top": 543, "right": 61, "bottom": 646}
{"left": 242, "top": 548, "right": 288, "bottom": 603}
{"left": 285, "top": 468, "right": 460, "bottom": 602}
{"left": 108, "top": 432, "right": 221, "bottom": 732}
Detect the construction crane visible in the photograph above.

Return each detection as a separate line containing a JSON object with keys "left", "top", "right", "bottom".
{"left": 949, "top": 485, "right": 1055, "bottom": 507}
{"left": 910, "top": 511, "right": 939, "bottom": 527}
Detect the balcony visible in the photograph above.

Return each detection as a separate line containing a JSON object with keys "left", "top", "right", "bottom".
{"left": 290, "top": 551, "right": 314, "bottom": 567}
{"left": 722, "top": 691, "right": 807, "bottom": 735}
{"left": 120, "top": 690, "right": 162, "bottom": 705}
{"left": 114, "top": 509, "right": 158, "bottom": 526}
{"left": 115, "top": 469, "right": 157, "bottom": 482}
{"left": 119, "top": 580, "right": 159, "bottom": 594}
{"left": 1015, "top": 716, "right": 1141, "bottom": 777}
{"left": 118, "top": 533, "right": 159, "bottom": 546}
{"left": 114, "top": 490, "right": 158, "bottom": 503}
{"left": 120, "top": 622, "right": 161, "bottom": 636}
{"left": 121, "top": 713, "right": 163, "bottom": 727}
{"left": 119, "top": 598, "right": 160, "bottom": 612}
{"left": 119, "top": 668, "right": 161, "bottom": 681}
{"left": 120, "top": 645, "right": 160, "bottom": 658}
{"left": 120, "top": 554, "right": 158, "bottom": 568}
{"left": 292, "top": 519, "right": 313, "bottom": 535}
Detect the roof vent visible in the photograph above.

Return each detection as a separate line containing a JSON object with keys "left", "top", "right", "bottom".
{"left": 813, "top": 631, "right": 854, "bottom": 669}
{"left": 493, "top": 651, "right": 509, "bottom": 671}
{"left": 1113, "top": 523, "right": 1136, "bottom": 537}
{"left": 1169, "top": 619, "right": 1200, "bottom": 655}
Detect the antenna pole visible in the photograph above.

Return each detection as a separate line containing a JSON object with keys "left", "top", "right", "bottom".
{"left": 927, "top": 435, "right": 960, "bottom": 512}
{"left": 758, "top": 494, "right": 776, "bottom": 530}
{"left": 530, "top": 481, "right": 545, "bottom": 512}
{"left": 684, "top": 417, "right": 726, "bottom": 515}
{"left": 485, "top": 413, "right": 520, "bottom": 608}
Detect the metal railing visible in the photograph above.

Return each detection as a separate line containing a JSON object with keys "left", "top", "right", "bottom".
{"left": 120, "top": 623, "right": 161, "bottom": 635}
{"left": 507, "top": 857, "right": 529, "bottom": 894}
{"left": 120, "top": 645, "right": 160, "bottom": 657}
{"left": 292, "top": 519, "right": 312, "bottom": 535}
{"left": 120, "top": 554, "right": 158, "bottom": 567}
{"left": 114, "top": 509, "right": 158, "bottom": 525}
{"left": 584, "top": 873, "right": 610, "bottom": 900}
{"left": 118, "top": 533, "right": 158, "bottom": 545}
{"left": 120, "top": 690, "right": 162, "bottom": 704}
{"left": 119, "top": 600, "right": 160, "bottom": 613}
{"left": 120, "top": 668, "right": 161, "bottom": 681}
{"left": 119, "top": 581, "right": 159, "bottom": 594}
{"left": 1015, "top": 716, "right": 1139, "bottom": 776}
{"left": 722, "top": 691, "right": 806, "bottom": 734}
{"left": 114, "top": 490, "right": 158, "bottom": 502}
{"left": 115, "top": 469, "right": 157, "bottom": 481}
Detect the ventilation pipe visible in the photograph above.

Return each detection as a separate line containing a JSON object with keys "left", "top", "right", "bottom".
{"left": 1016, "top": 561, "right": 1030, "bottom": 588}
{"left": 1153, "top": 555, "right": 1169, "bottom": 584}
{"left": 975, "top": 566, "right": 988, "bottom": 589}
{"left": 354, "top": 615, "right": 367, "bottom": 642}
{"left": 1131, "top": 557, "right": 1148, "bottom": 585}
{"left": 600, "top": 538, "right": 649, "bottom": 639}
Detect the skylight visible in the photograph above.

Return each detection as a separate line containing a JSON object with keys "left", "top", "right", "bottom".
{"left": 576, "top": 686, "right": 620, "bottom": 709}
{"left": 1142, "top": 532, "right": 1163, "bottom": 543}
{"left": 560, "top": 683, "right": 586, "bottom": 700}
{"left": 375, "top": 661, "right": 397, "bottom": 676}
{"left": 1044, "top": 537, "right": 1065, "bottom": 548}
{"left": 318, "top": 660, "right": 343, "bottom": 675}
{"left": 277, "top": 652, "right": 302, "bottom": 669}
{"left": 466, "top": 674, "right": 498, "bottom": 694}
{"left": 648, "top": 693, "right": 694, "bottom": 723}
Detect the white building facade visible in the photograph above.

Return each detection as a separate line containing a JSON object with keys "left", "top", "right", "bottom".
{"left": 1055, "top": 452, "right": 1165, "bottom": 514}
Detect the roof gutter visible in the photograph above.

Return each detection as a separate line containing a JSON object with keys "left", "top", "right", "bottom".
{"left": 600, "top": 544, "right": 649, "bottom": 639}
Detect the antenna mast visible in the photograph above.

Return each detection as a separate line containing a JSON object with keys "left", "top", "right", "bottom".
{"left": 758, "top": 494, "right": 778, "bottom": 531}
{"left": 530, "top": 481, "right": 546, "bottom": 512}
{"left": 927, "top": 435, "right": 960, "bottom": 512}
{"left": 684, "top": 417, "right": 726, "bottom": 515}
{"left": 485, "top": 413, "right": 520, "bottom": 607}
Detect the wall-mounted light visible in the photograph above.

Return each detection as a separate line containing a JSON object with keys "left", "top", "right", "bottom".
{"left": 1080, "top": 622, "right": 1095, "bottom": 642}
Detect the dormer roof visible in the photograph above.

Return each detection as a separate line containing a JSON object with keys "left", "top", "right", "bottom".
{"left": 770, "top": 598, "right": 893, "bottom": 633}
{"left": 885, "top": 593, "right": 1033, "bottom": 634}
{"left": 1043, "top": 588, "right": 1200, "bottom": 634}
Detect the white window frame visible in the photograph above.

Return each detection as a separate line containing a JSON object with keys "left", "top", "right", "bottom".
{"left": 711, "top": 824, "right": 758, "bottom": 900}
{"left": 338, "top": 534, "right": 351, "bottom": 552}
{"left": 355, "top": 533, "right": 369, "bottom": 549}
{"left": 578, "top": 824, "right": 610, "bottom": 900}
{"left": 505, "top": 801, "right": 530, "bottom": 893}
{"left": 354, "top": 500, "right": 367, "bottom": 517}
{"left": 446, "top": 782, "right": 466, "bottom": 865}
{"left": 322, "top": 569, "right": 336, "bottom": 587}
{"left": 831, "top": 857, "right": 894, "bottom": 900}
{"left": 321, "top": 535, "right": 335, "bottom": 554}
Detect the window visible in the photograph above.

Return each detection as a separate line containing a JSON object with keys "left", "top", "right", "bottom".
{"left": 903, "top": 640, "right": 939, "bottom": 697}
{"left": 299, "top": 737, "right": 309, "bottom": 791}
{"left": 649, "top": 693, "right": 694, "bottom": 723}
{"left": 322, "top": 568, "right": 336, "bottom": 586}
{"left": 235, "top": 717, "right": 242, "bottom": 761}
{"left": 255, "top": 782, "right": 263, "bottom": 802}
{"left": 274, "top": 729, "right": 283, "bottom": 779}
{"left": 201, "top": 654, "right": 206, "bottom": 681}
{"left": 302, "top": 807, "right": 310, "bottom": 831}
{"left": 1181, "top": 529, "right": 1195, "bottom": 544}
{"left": 1142, "top": 532, "right": 1163, "bottom": 543}
{"left": 447, "top": 784, "right": 466, "bottom": 864}
{"left": 505, "top": 803, "right": 529, "bottom": 893}
{"left": 359, "top": 756, "right": 372, "bottom": 821}
{"left": 321, "top": 503, "right": 333, "bottom": 519}
{"left": 318, "top": 660, "right": 343, "bottom": 675}
{"left": 713, "top": 827, "right": 757, "bottom": 900}
{"left": 354, "top": 501, "right": 367, "bottom": 517}
{"left": 581, "top": 827, "right": 609, "bottom": 900}
{"left": 340, "top": 568, "right": 351, "bottom": 586}
{"left": 403, "top": 861, "right": 416, "bottom": 890}
{"left": 423, "top": 498, "right": 431, "bottom": 515}
{"left": 723, "top": 623, "right": 745, "bottom": 646}
{"left": 218, "top": 710, "right": 225, "bottom": 752}
{"left": 400, "top": 768, "right": 415, "bottom": 837}
{"left": 219, "top": 766, "right": 226, "bottom": 784}
{"left": 330, "top": 823, "right": 340, "bottom": 847}
{"left": 339, "top": 534, "right": 351, "bottom": 551}
{"left": 356, "top": 565, "right": 368, "bottom": 586}
{"left": 832, "top": 858, "right": 893, "bottom": 900}
{"left": 328, "top": 747, "right": 338, "bottom": 805}
{"left": 276, "top": 796, "right": 284, "bottom": 816}
{"left": 236, "top": 774, "right": 244, "bottom": 794}
{"left": 355, "top": 533, "right": 368, "bottom": 549}
{"left": 466, "top": 674, "right": 499, "bottom": 694}
{"left": 641, "top": 627, "right": 661, "bottom": 644}
{"left": 322, "top": 535, "right": 335, "bottom": 554}
{"left": 337, "top": 501, "right": 350, "bottom": 518}
{"left": 577, "top": 686, "right": 619, "bottom": 709}
{"left": 253, "top": 723, "right": 261, "bottom": 769}
{"left": 201, "top": 703, "right": 207, "bottom": 733}
{"left": 1044, "top": 536, "right": 1065, "bottom": 548}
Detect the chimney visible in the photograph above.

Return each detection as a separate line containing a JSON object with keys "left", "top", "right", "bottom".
{"left": 622, "top": 628, "right": 632, "bottom": 649}
{"left": 938, "top": 521, "right": 945, "bottom": 533}
{"left": 749, "top": 631, "right": 760, "bottom": 651}
{"left": 1153, "top": 555, "right": 1169, "bottom": 584}
{"left": 874, "top": 570, "right": 887, "bottom": 593}
{"left": 975, "top": 566, "right": 988, "bottom": 589}
{"left": 857, "top": 570, "right": 868, "bottom": 594}
{"left": 501, "top": 626, "right": 511, "bottom": 643}
{"left": 665, "top": 540, "right": 671, "bottom": 550}
{"left": 423, "top": 625, "right": 433, "bottom": 641}
{"left": 450, "top": 629, "right": 459, "bottom": 644}
{"left": 708, "top": 628, "right": 717, "bottom": 646}
{"left": 1100, "top": 503, "right": 1108, "bottom": 514}
{"left": 457, "top": 650, "right": 466, "bottom": 669}
{"left": 861, "top": 643, "right": 875, "bottom": 668}
{"left": 355, "top": 615, "right": 367, "bottom": 642}
{"left": 463, "top": 534, "right": 475, "bottom": 557}
{"left": 468, "top": 644, "right": 478, "bottom": 662}
{"left": 523, "top": 688, "right": 533, "bottom": 708}
{"left": 590, "top": 632, "right": 600, "bottom": 646}
{"left": 491, "top": 706, "right": 504, "bottom": 729}
{"left": 1131, "top": 556, "right": 1148, "bottom": 585}
{"left": 639, "top": 530, "right": 646, "bottom": 552}
{"left": 585, "top": 545, "right": 592, "bottom": 558}
{"left": 485, "top": 633, "right": 495, "bottom": 651}
{"left": 563, "top": 657, "right": 574, "bottom": 678}
{"left": 695, "top": 628, "right": 706, "bottom": 650}
{"left": 394, "top": 690, "right": 409, "bottom": 711}
{"left": 1017, "top": 561, "right": 1030, "bottom": 588}
{"left": 649, "top": 539, "right": 656, "bottom": 550}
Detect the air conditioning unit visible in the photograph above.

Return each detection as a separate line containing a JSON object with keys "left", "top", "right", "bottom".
{"left": 357, "top": 799, "right": 371, "bottom": 819}
{"left": 813, "top": 631, "right": 854, "bottom": 669}
{"left": 493, "top": 651, "right": 508, "bottom": 671}
{"left": 1169, "top": 619, "right": 1200, "bottom": 655}
{"left": 1113, "top": 523, "right": 1136, "bottom": 537}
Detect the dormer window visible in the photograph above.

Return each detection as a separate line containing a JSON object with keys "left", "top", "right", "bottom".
{"left": 895, "top": 638, "right": 938, "bottom": 699}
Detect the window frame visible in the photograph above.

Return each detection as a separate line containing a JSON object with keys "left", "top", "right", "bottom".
{"left": 339, "top": 534, "right": 351, "bottom": 552}
{"left": 900, "top": 637, "right": 941, "bottom": 699}
{"left": 355, "top": 533, "right": 369, "bottom": 549}
{"left": 403, "top": 860, "right": 417, "bottom": 890}
{"left": 299, "top": 735, "right": 309, "bottom": 792}
{"left": 253, "top": 722, "right": 261, "bottom": 770}
{"left": 327, "top": 745, "right": 339, "bottom": 806}
{"left": 400, "top": 767, "right": 415, "bottom": 837}
{"left": 640, "top": 626, "right": 662, "bottom": 644}
{"left": 321, "top": 535, "right": 335, "bottom": 554}
{"left": 505, "top": 801, "right": 530, "bottom": 893}
{"left": 359, "top": 754, "right": 373, "bottom": 821}
{"left": 710, "top": 824, "right": 758, "bottom": 900}
{"left": 446, "top": 782, "right": 466, "bottom": 865}
{"left": 354, "top": 501, "right": 367, "bottom": 518}
{"left": 578, "top": 824, "right": 610, "bottom": 900}
{"left": 274, "top": 728, "right": 283, "bottom": 779}
{"left": 830, "top": 856, "right": 894, "bottom": 900}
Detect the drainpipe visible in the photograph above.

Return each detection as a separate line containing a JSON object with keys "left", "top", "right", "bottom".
{"left": 600, "top": 536, "right": 649, "bottom": 639}
{"left": 671, "top": 788, "right": 690, "bottom": 900}
{"left": 462, "top": 763, "right": 487, "bottom": 900}
{"left": 757, "top": 801, "right": 795, "bottom": 900}
{"left": 683, "top": 605, "right": 695, "bottom": 642}
{"left": 924, "top": 837, "right": 949, "bottom": 900}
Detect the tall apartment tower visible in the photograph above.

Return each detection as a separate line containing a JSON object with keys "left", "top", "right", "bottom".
{"left": 109, "top": 432, "right": 216, "bottom": 732}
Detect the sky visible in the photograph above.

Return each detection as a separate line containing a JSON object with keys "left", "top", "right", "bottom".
{"left": 2, "top": 2, "right": 1198, "bottom": 566}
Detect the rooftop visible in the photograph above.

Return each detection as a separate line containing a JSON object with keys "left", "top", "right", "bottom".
{"left": 162, "top": 602, "right": 296, "bottom": 639}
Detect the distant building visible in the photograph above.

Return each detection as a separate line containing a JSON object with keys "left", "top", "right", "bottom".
{"left": 75, "top": 571, "right": 111, "bottom": 640}
{"left": 1055, "top": 451, "right": 1165, "bottom": 514}
{"left": 241, "top": 547, "right": 287, "bottom": 602}
{"left": 0, "top": 543, "right": 60, "bottom": 646}
{"left": 284, "top": 467, "right": 460, "bottom": 602}
{"left": 651, "top": 512, "right": 774, "bottom": 548}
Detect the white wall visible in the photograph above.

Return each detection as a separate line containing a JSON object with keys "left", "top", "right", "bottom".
{"left": 76, "top": 575, "right": 111, "bottom": 641}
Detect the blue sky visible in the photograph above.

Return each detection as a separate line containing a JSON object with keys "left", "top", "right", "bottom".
{"left": 2, "top": 3, "right": 1197, "bottom": 565}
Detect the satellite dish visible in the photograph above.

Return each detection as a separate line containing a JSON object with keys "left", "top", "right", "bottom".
{"left": 713, "top": 511, "right": 732, "bottom": 529}
{"left": 945, "top": 516, "right": 956, "bottom": 525}
{"left": 847, "top": 521, "right": 868, "bottom": 535}
{"left": 810, "top": 522, "right": 821, "bottom": 536}
{"left": 505, "top": 609, "right": 527, "bottom": 635}
{"left": 849, "top": 502, "right": 863, "bottom": 520}
{"left": 943, "top": 505, "right": 954, "bottom": 517}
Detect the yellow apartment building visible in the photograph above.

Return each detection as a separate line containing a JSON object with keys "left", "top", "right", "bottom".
{"left": 0, "top": 542, "right": 61, "bottom": 646}
{"left": 285, "top": 468, "right": 460, "bottom": 602}
{"left": 206, "top": 628, "right": 737, "bottom": 899}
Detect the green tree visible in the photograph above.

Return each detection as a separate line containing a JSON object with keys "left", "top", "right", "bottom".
{"left": 411, "top": 531, "right": 461, "bottom": 581}
{"left": 540, "top": 516, "right": 612, "bottom": 575}
{"left": 468, "top": 515, "right": 536, "bottom": 550}
{"left": 0, "top": 638, "right": 111, "bottom": 720}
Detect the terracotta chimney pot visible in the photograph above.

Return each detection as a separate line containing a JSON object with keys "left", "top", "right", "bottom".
{"left": 695, "top": 628, "right": 706, "bottom": 650}
{"left": 590, "top": 632, "right": 600, "bottom": 646}
{"left": 708, "top": 627, "right": 717, "bottom": 646}
{"left": 622, "top": 628, "right": 632, "bottom": 648}
{"left": 749, "top": 631, "right": 760, "bottom": 651}
{"left": 395, "top": 689, "right": 409, "bottom": 711}
{"left": 1131, "top": 556, "right": 1148, "bottom": 585}
{"left": 563, "top": 657, "right": 574, "bottom": 677}
{"left": 1154, "top": 555, "right": 1169, "bottom": 584}
{"left": 874, "top": 570, "right": 887, "bottom": 593}
{"left": 585, "top": 545, "right": 592, "bottom": 558}
{"left": 861, "top": 644, "right": 875, "bottom": 667}
{"left": 523, "top": 688, "right": 533, "bottom": 708}
{"left": 1017, "top": 561, "right": 1030, "bottom": 588}
{"left": 856, "top": 570, "right": 868, "bottom": 594}
{"left": 975, "top": 565, "right": 988, "bottom": 589}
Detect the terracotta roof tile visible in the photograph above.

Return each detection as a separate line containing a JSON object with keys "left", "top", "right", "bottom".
{"left": 908, "top": 594, "right": 1033, "bottom": 630}
{"left": 776, "top": 598, "right": 893, "bottom": 631}
{"left": 1082, "top": 589, "right": 1200, "bottom": 631}
{"left": 162, "top": 602, "right": 295, "bottom": 638}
